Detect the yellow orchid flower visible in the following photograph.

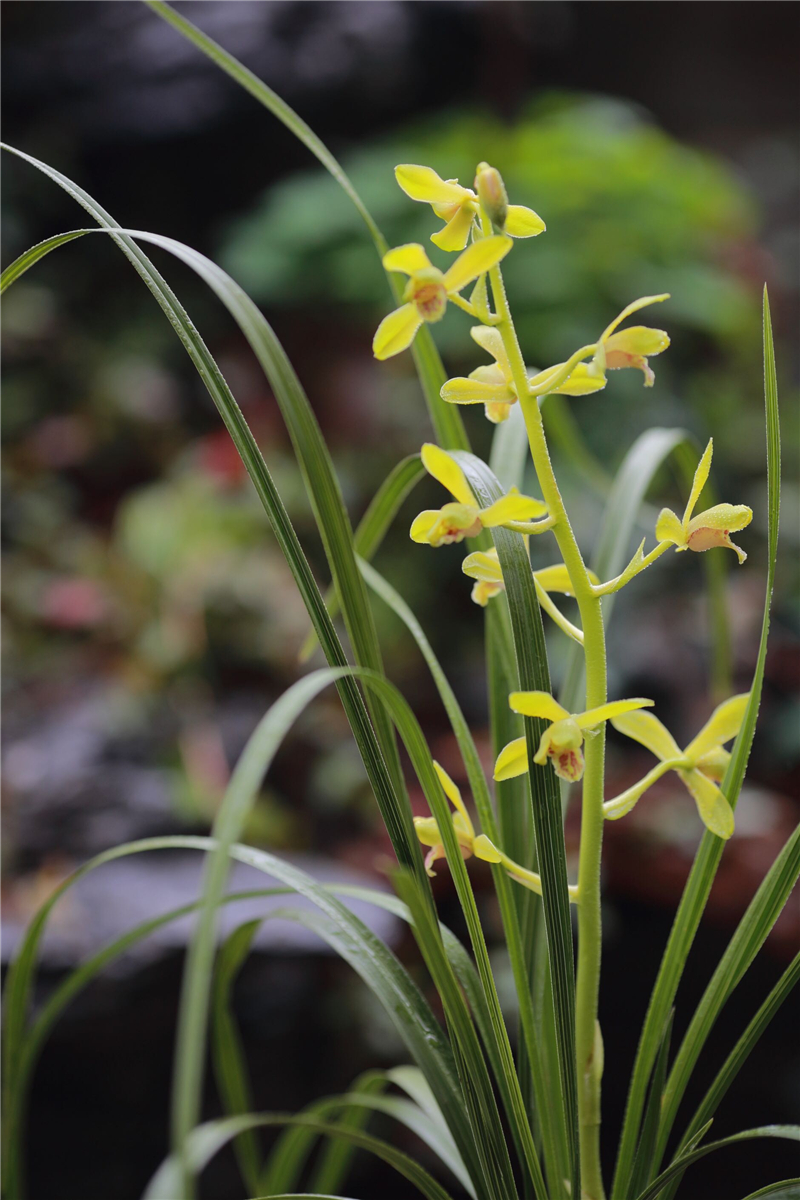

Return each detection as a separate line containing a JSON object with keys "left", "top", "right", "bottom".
{"left": 416, "top": 763, "right": 579, "bottom": 901}
{"left": 606, "top": 694, "right": 748, "bottom": 839}
{"left": 441, "top": 325, "right": 606, "bottom": 423}
{"left": 414, "top": 761, "right": 476, "bottom": 876}
{"left": 590, "top": 294, "right": 671, "bottom": 387}
{"left": 411, "top": 443, "right": 548, "bottom": 548}
{"left": 373, "top": 238, "right": 512, "bottom": 360}
{"left": 655, "top": 438, "right": 753, "bottom": 564}
{"left": 462, "top": 550, "right": 598, "bottom": 644}
{"left": 495, "top": 692, "right": 653, "bottom": 784}
{"left": 394, "top": 163, "right": 545, "bottom": 252}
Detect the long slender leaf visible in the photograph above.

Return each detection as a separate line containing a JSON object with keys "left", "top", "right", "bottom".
{"left": 308, "top": 1074, "right": 391, "bottom": 1198}
{"left": 628, "top": 1011, "right": 674, "bottom": 1198}
{"left": 143, "top": 0, "right": 470, "bottom": 453}
{"left": 612, "top": 287, "right": 782, "bottom": 1199}
{"left": 679, "top": 951, "right": 800, "bottom": 1159}
{"left": 143, "top": 1112, "right": 456, "bottom": 1200}
{"left": 741, "top": 1182, "right": 800, "bottom": 1200}
{"left": 455, "top": 450, "right": 579, "bottom": 1191}
{"left": 654, "top": 823, "right": 800, "bottom": 1166}
{"left": 360, "top": 556, "right": 569, "bottom": 1195}
{"left": 211, "top": 920, "right": 264, "bottom": 1196}
{"left": 300, "top": 454, "right": 425, "bottom": 661}
{"left": 632, "top": 1126, "right": 800, "bottom": 1200}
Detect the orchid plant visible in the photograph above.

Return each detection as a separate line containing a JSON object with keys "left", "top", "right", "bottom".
{"left": 1, "top": 5, "right": 795, "bottom": 1200}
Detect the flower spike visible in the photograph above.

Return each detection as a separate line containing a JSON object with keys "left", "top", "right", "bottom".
{"left": 606, "top": 695, "right": 749, "bottom": 838}
{"left": 374, "top": 238, "right": 512, "bottom": 360}
{"left": 495, "top": 692, "right": 653, "bottom": 783}
{"left": 655, "top": 438, "right": 753, "bottom": 563}
{"left": 411, "top": 444, "right": 547, "bottom": 548}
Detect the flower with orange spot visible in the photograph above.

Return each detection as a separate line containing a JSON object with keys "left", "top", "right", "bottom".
{"left": 410, "top": 443, "right": 547, "bottom": 548}
{"left": 441, "top": 325, "right": 606, "bottom": 424}
{"left": 373, "top": 238, "right": 512, "bottom": 360}
{"left": 394, "top": 163, "right": 545, "bottom": 252}
{"left": 606, "top": 694, "right": 749, "bottom": 839}
{"left": 494, "top": 692, "right": 653, "bottom": 784}
{"left": 655, "top": 438, "right": 752, "bottom": 563}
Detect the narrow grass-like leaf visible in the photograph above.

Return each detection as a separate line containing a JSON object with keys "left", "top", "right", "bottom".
{"left": 631, "top": 1126, "right": 800, "bottom": 1200}
{"left": 143, "top": 0, "right": 470, "bottom": 453}
{"left": 654, "top": 824, "right": 800, "bottom": 1167}
{"left": 741, "top": 1182, "right": 800, "bottom": 1199}
{"left": 628, "top": 1011, "right": 674, "bottom": 1198}
{"left": 211, "top": 921, "right": 264, "bottom": 1195}
{"left": 454, "top": 450, "right": 579, "bottom": 1191}
{"left": 300, "top": 454, "right": 425, "bottom": 661}
{"left": 677, "top": 951, "right": 800, "bottom": 1163}
{"left": 143, "top": 1112, "right": 456, "bottom": 1200}
{"left": 2, "top": 831, "right": 473, "bottom": 1200}
{"left": 0, "top": 166, "right": 428, "bottom": 903}
{"left": 612, "top": 288, "right": 782, "bottom": 1200}
{"left": 172, "top": 669, "right": 360, "bottom": 1191}
{"left": 360, "top": 556, "right": 568, "bottom": 1195}
{"left": 309, "top": 1074, "right": 391, "bottom": 1197}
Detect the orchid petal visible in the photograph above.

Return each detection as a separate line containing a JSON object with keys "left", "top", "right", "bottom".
{"left": 443, "top": 235, "right": 512, "bottom": 295}
{"left": 441, "top": 376, "right": 514, "bottom": 405}
{"left": 655, "top": 507, "right": 686, "bottom": 548}
{"left": 373, "top": 303, "right": 423, "bottom": 360}
{"left": 394, "top": 165, "right": 469, "bottom": 206}
{"left": 382, "top": 243, "right": 432, "bottom": 275}
{"left": 683, "top": 694, "right": 749, "bottom": 763}
{"left": 611, "top": 709, "right": 682, "bottom": 762}
{"left": 462, "top": 548, "right": 503, "bottom": 584}
{"left": 431, "top": 203, "right": 476, "bottom": 252}
{"left": 576, "top": 698, "right": 653, "bottom": 730}
{"left": 508, "top": 691, "right": 569, "bottom": 722}
{"left": 681, "top": 768, "right": 734, "bottom": 839}
{"left": 683, "top": 438, "right": 714, "bottom": 524}
{"left": 493, "top": 736, "right": 529, "bottom": 781}
{"left": 420, "top": 442, "right": 476, "bottom": 505}
{"left": 480, "top": 488, "right": 548, "bottom": 526}
{"left": 600, "top": 293, "right": 670, "bottom": 341}
{"left": 504, "top": 204, "right": 546, "bottom": 237}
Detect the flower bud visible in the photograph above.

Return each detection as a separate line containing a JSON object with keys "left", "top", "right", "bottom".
{"left": 475, "top": 162, "right": 508, "bottom": 231}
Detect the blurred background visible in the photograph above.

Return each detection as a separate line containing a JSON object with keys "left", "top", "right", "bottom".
{"left": 2, "top": 2, "right": 799, "bottom": 1197}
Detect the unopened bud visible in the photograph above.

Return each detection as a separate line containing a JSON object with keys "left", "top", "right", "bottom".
{"left": 475, "top": 162, "right": 508, "bottom": 231}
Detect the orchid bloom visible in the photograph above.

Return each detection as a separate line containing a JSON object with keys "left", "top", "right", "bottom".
{"left": 606, "top": 694, "right": 749, "bottom": 839}
{"left": 394, "top": 164, "right": 545, "bottom": 252}
{"left": 590, "top": 294, "right": 672, "bottom": 387}
{"left": 462, "top": 550, "right": 598, "bottom": 644}
{"left": 655, "top": 438, "right": 753, "bottom": 563}
{"left": 415, "top": 762, "right": 578, "bottom": 901}
{"left": 411, "top": 443, "right": 547, "bottom": 548}
{"left": 373, "top": 238, "right": 511, "bottom": 360}
{"left": 441, "top": 325, "right": 606, "bottom": 424}
{"left": 495, "top": 692, "right": 654, "bottom": 784}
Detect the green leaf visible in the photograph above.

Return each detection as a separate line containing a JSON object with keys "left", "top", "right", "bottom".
{"left": 631, "top": 1126, "right": 800, "bottom": 1200}
{"left": 612, "top": 287, "right": 782, "bottom": 1200}
{"left": 211, "top": 921, "right": 264, "bottom": 1195}
{"left": 0, "top": 165, "right": 428, "bottom": 902}
{"left": 628, "top": 1010, "right": 673, "bottom": 1198}
{"left": 300, "top": 454, "right": 425, "bottom": 661}
{"left": 360, "top": 556, "right": 567, "bottom": 1195}
{"left": 143, "top": 1112, "right": 457, "bottom": 1200}
{"left": 654, "top": 823, "right": 800, "bottom": 1167}
{"left": 740, "top": 1182, "right": 800, "bottom": 1200}
{"left": 453, "top": 450, "right": 579, "bottom": 1192}
{"left": 143, "top": 0, "right": 469, "bottom": 453}
{"left": 678, "top": 951, "right": 800, "bottom": 1163}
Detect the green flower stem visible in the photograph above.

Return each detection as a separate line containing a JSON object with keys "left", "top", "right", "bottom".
{"left": 484, "top": 222, "right": 608, "bottom": 1200}
{"left": 591, "top": 541, "right": 672, "bottom": 596}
